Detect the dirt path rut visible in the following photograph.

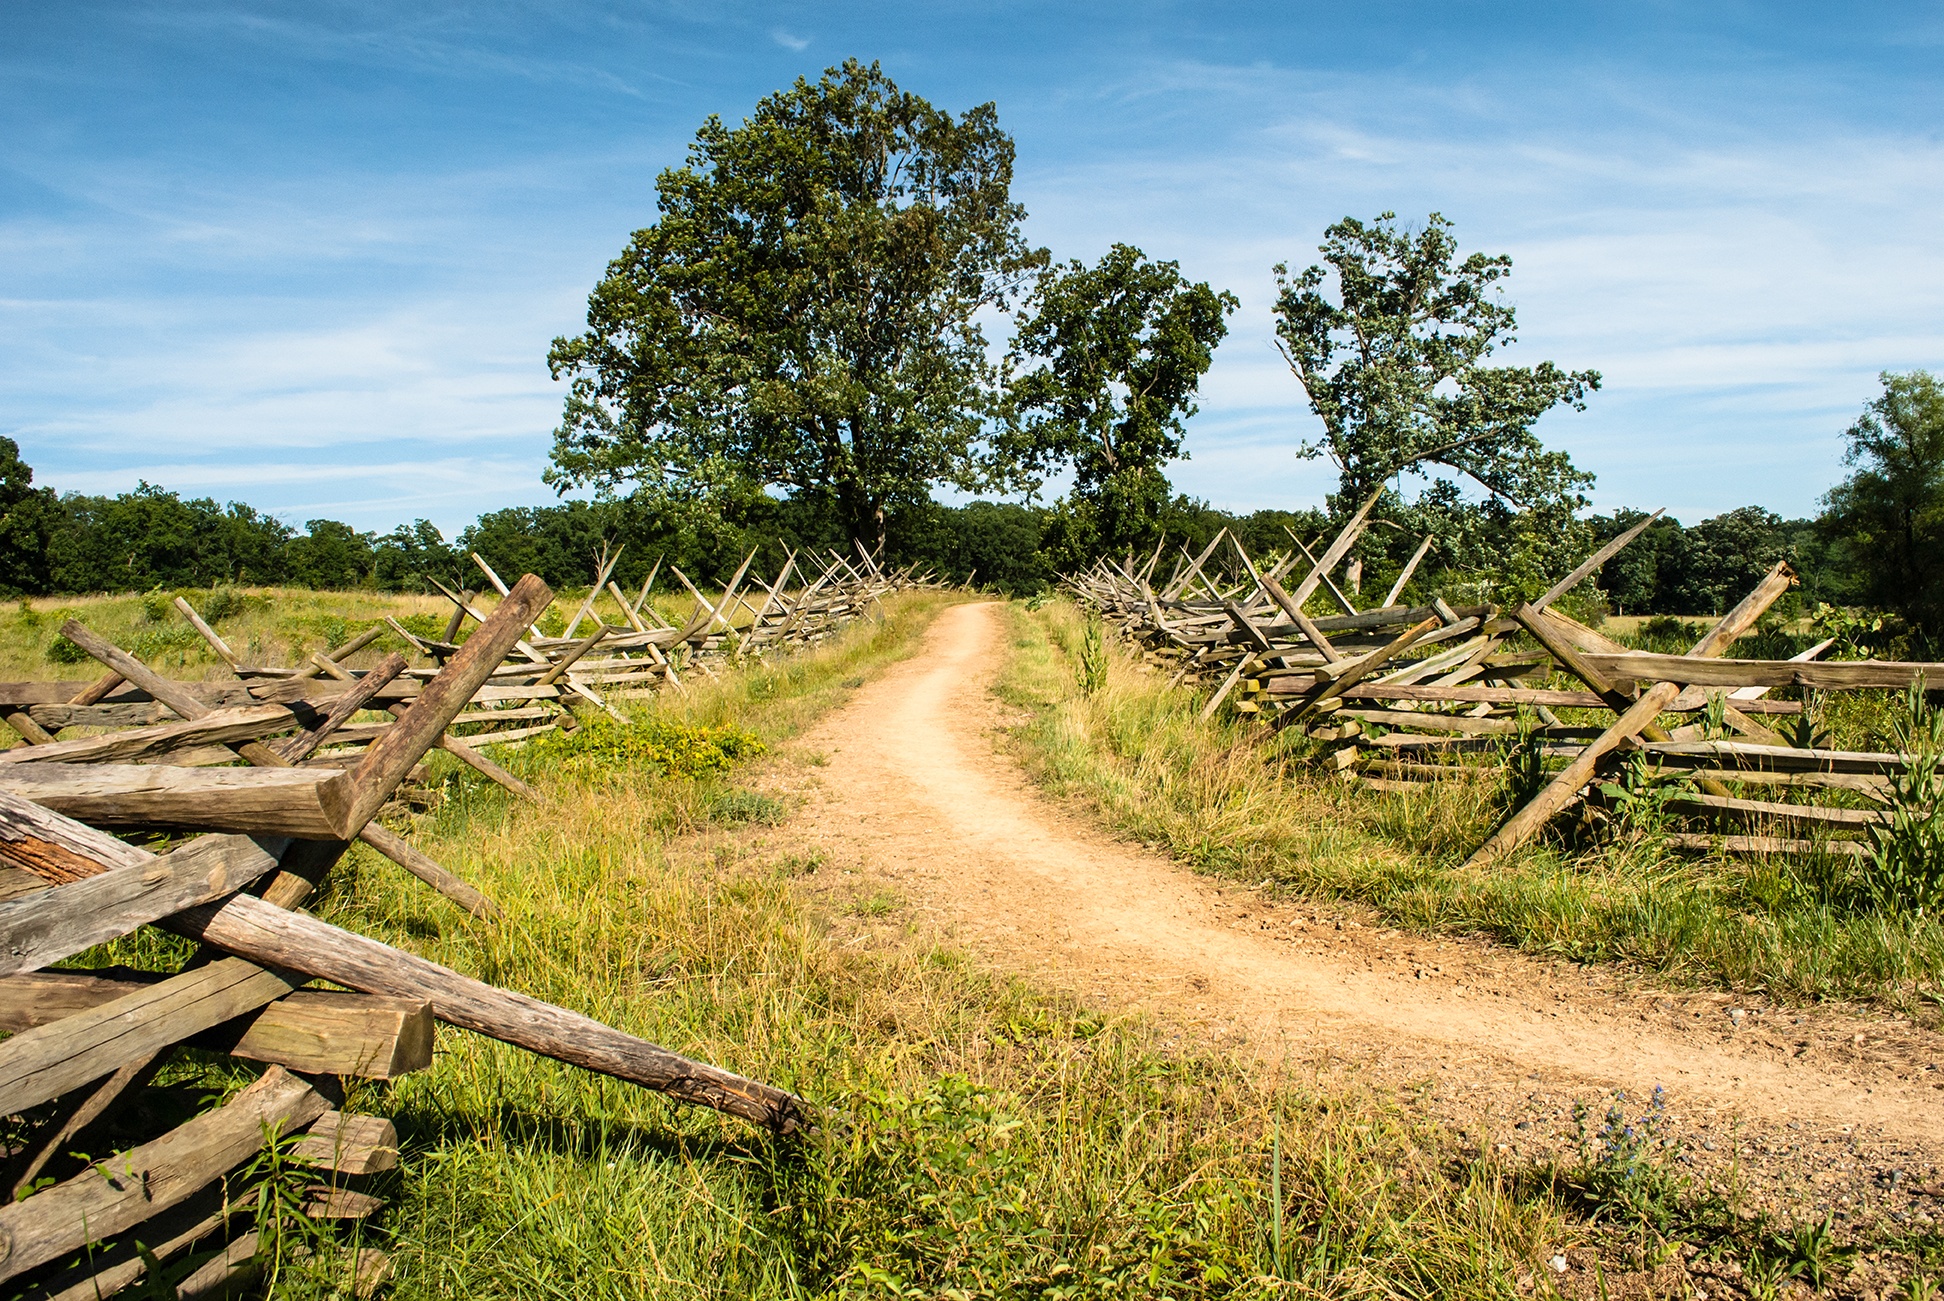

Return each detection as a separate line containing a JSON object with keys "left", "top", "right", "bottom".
{"left": 781, "top": 601, "right": 1943, "bottom": 1218}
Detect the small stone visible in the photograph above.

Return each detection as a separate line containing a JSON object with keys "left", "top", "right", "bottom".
{"left": 1549, "top": 1255, "right": 1569, "bottom": 1274}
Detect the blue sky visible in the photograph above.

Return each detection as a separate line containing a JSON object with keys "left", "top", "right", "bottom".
{"left": 2, "top": 2, "right": 1939, "bottom": 536}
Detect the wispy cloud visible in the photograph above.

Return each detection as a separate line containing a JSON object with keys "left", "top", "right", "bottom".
{"left": 770, "top": 27, "right": 809, "bottom": 52}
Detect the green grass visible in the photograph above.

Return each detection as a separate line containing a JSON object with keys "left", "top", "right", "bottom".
{"left": 998, "top": 599, "right": 1944, "bottom": 1010}
{"left": 45, "top": 590, "right": 1935, "bottom": 1298}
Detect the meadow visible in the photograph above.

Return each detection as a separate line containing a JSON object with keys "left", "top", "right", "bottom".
{"left": 44, "top": 587, "right": 1942, "bottom": 1297}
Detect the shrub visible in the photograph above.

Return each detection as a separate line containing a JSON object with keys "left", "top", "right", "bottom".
{"left": 1635, "top": 615, "right": 1708, "bottom": 652}
{"left": 44, "top": 632, "right": 88, "bottom": 664}
{"left": 527, "top": 716, "right": 765, "bottom": 779}
{"left": 199, "top": 585, "right": 255, "bottom": 623}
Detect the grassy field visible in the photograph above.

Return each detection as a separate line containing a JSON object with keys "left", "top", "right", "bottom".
{"left": 0, "top": 583, "right": 720, "bottom": 682}
{"left": 995, "top": 599, "right": 1944, "bottom": 1012}
{"left": 47, "top": 589, "right": 1943, "bottom": 1297}
{"left": 59, "top": 589, "right": 1634, "bottom": 1300}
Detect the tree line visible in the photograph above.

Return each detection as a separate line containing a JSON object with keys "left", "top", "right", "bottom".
{"left": 0, "top": 420, "right": 1903, "bottom": 627}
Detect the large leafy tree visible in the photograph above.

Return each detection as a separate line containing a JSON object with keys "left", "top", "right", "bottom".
{"left": 1820, "top": 370, "right": 1944, "bottom": 633}
{"left": 1272, "top": 212, "right": 1600, "bottom": 514}
{"left": 547, "top": 60, "right": 1044, "bottom": 550}
{"left": 1004, "top": 244, "right": 1236, "bottom": 563}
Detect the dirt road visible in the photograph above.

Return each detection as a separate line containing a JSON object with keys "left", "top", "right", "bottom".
{"left": 780, "top": 601, "right": 1943, "bottom": 1216}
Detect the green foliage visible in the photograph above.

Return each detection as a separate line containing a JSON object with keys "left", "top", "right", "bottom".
{"left": 1665, "top": 506, "right": 1798, "bottom": 615}
{"left": 1272, "top": 212, "right": 1599, "bottom": 514}
{"left": 45, "top": 630, "right": 89, "bottom": 663}
{"left": 197, "top": 585, "right": 256, "bottom": 624}
{"left": 1755, "top": 1214, "right": 1857, "bottom": 1292}
{"left": 708, "top": 788, "right": 787, "bottom": 825}
{"left": 1865, "top": 683, "right": 1944, "bottom": 917}
{"left": 1820, "top": 370, "right": 1944, "bottom": 636}
{"left": 281, "top": 518, "right": 373, "bottom": 589}
{"left": 0, "top": 435, "right": 59, "bottom": 596}
{"left": 547, "top": 59, "right": 1044, "bottom": 548}
{"left": 1398, "top": 478, "right": 1593, "bottom": 606}
{"left": 1812, "top": 602, "right": 1906, "bottom": 658}
{"left": 880, "top": 499, "right": 1055, "bottom": 595}
{"left": 1004, "top": 243, "right": 1236, "bottom": 562}
{"left": 1637, "top": 615, "right": 1709, "bottom": 649}
{"left": 1592, "top": 506, "right": 1819, "bottom": 617}
{"left": 47, "top": 482, "right": 292, "bottom": 593}
{"left": 0, "top": 459, "right": 462, "bottom": 595}
{"left": 1596, "top": 754, "right": 1693, "bottom": 844}
{"left": 527, "top": 716, "right": 766, "bottom": 779}
{"left": 1495, "top": 721, "right": 1547, "bottom": 810}
{"left": 236, "top": 1119, "right": 329, "bottom": 1292}
{"left": 1780, "top": 703, "right": 1833, "bottom": 751}
{"left": 372, "top": 518, "right": 462, "bottom": 591}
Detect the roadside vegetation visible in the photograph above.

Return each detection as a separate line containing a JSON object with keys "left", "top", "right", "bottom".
{"left": 999, "top": 598, "right": 1944, "bottom": 1012}
{"left": 299, "top": 589, "right": 1583, "bottom": 1298}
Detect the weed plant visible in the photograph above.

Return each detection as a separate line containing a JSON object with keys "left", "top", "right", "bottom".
{"left": 1866, "top": 683, "right": 1944, "bottom": 917}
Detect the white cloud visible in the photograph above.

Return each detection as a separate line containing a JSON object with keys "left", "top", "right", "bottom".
{"left": 770, "top": 27, "right": 809, "bottom": 52}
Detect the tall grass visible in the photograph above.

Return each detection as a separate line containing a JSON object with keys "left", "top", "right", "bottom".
{"left": 48, "top": 591, "right": 1934, "bottom": 1295}
{"left": 998, "top": 599, "right": 1944, "bottom": 1008}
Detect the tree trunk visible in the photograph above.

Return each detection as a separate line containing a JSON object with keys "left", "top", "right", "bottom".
{"left": 835, "top": 479, "right": 885, "bottom": 556}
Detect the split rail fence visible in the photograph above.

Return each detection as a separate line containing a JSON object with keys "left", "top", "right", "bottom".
{"left": 0, "top": 547, "right": 930, "bottom": 1298}
{"left": 1068, "top": 495, "right": 1944, "bottom": 870}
